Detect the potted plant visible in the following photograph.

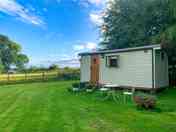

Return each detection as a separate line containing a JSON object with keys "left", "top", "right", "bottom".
{"left": 133, "top": 92, "right": 156, "bottom": 109}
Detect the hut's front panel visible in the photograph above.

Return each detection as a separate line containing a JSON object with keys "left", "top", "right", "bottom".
{"left": 80, "top": 55, "right": 91, "bottom": 82}
{"left": 99, "top": 50, "right": 153, "bottom": 89}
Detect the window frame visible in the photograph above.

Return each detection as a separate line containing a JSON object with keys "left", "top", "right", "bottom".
{"left": 106, "top": 55, "right": 119, "bottom": 68}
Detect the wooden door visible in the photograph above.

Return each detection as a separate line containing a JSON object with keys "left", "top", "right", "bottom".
{"left": 91, "top": 55, "right": 100, "bottom": 84}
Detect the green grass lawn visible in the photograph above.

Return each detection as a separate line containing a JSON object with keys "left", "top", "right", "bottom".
{"left": 0, "top": 81, "right": 175, "bottom": 132}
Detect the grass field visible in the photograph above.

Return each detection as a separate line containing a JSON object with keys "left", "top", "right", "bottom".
{"left": 0, "top": 81, "right": 175, "bottom": 132}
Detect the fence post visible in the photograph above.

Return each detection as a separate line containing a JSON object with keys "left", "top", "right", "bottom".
{"left": 57, "top": 71, "right": 60, "bottom": 78}
{"left": 25, "top": 72, "right": 27, "bottom": 80}
{"left": 7, "top": 73, "right": 10, "bottom": 82}
{"left": 42, "top": 72, "right": 45, "bottom": 81}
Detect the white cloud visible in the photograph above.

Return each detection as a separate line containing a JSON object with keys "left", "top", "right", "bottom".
{"left": 87, "top": 0, "right": 102, "bottom": 5}
{"left": 86, "top": 42, "right": 97, "bottom": 49}
{"left": 73, "top": 42, "right": 97, "bottom": 51}
{"left": 0, "top": 0, "right": 45, "bottom": 27}
{"left": 29, "top": 53, "right": 80, "bottom": 68}
{"left": 53, "top": 58, "right": 80, "bottom": 68}
{"left": 88, "top": 0, "right": 115, "bottom": 25}
{"left": 82, "top": 0, "right": 113, "bottom": 7}
{"left": 89, "top": 11, "right": 103, "bottom": 25}
{"left": 29, "top": 41, "right": 98, "bottom": 67}
{"left": 73, "top": 45, "right": 85, "bottom": 51}
{"left": 74, "top": 0, "right": 104, "bottom": 8}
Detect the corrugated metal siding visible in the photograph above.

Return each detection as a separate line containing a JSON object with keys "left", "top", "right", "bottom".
{"left": 99, "top": 50, "right": 153, "bottom": 88}
{"left": 80, "top": 56, "right": 91, "bottom": 82}
{"left": 155, "top": 50, "right": 169, "bottom": 88}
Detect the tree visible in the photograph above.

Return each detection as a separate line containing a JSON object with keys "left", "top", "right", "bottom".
{"left": 0, "top": 60, "right": 4, "bottom": 73}
{"left": 16, "top": 54, "right": 29, "bottom": 71}
{"left": 48, "top": 64, "right": 59, "bottom": 71}
{"left": 150, "top": 0, "right": 176, "bottom": 66}
{"left": 0, "top": 34, "right": 29, "bottom": 72}
{"left": 100, "top": 0, "right": 172, "bottom": 49}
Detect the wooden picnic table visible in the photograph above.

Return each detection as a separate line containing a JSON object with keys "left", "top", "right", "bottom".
{"left": 99, "top": 84, "right": 136, "bottom": 103}
{"left": 100, "top": 84, "right": 121, "bottom": 102}
{"left": 103, "top": 84, "right": 120, "bottom": 90}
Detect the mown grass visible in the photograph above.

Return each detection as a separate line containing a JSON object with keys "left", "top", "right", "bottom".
{"left": 0, "top": 81, "right": 175, "bottom": 132}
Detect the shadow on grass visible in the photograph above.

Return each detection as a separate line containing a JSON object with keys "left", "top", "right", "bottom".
{"left": 136, "top": 105, "right": 176, "bottom": 113}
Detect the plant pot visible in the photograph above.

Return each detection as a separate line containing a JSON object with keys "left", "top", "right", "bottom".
{"left": 133, "top": 95, "right": 156, "bottom": 109}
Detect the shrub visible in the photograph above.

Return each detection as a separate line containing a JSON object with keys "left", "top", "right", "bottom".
{"left": 68, "top": 83, "right": 81, "bottom": 92}
{"left": 60, "top": 73, "right": 80, "bottom": 80}
{"left": 80, "top": 82, "right": 89, "bottom": 88}
{"left": 71, "top": 82, "right": 97, "bottom": 93}
{"left": 85, "top": 83, "right": 100, "bottom": 90}
{"left": 67, "top": 87, "right": 73, "bottom": 92}
{"left": 85, "top": 84, "right": 92, "bottom": 89}
{"left": 133, "top": 92, "right": 157, "bottom": 109}
{"left": 72, "top": 82, "right": 80, "bottom": 88}
{"left": 71, "top": 82, "right": 89, "bottom": 91}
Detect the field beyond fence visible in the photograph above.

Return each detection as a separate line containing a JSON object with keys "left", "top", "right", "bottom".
{"left": 0, "top": 71, "right": 80, "bottom": 84}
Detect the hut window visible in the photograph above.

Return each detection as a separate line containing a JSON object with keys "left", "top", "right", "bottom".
{"left": 106, "top": 56, "right": 119, "bottom": 68}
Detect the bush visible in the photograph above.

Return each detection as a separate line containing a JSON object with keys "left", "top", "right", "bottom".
{"left": 133, "top": 92, "right": 157, "bottom": 109}
{"left": 49, "top": 64, "right": 59, "bottom": 70}
{"left": 80, "top": 82, "right": 89, "bottom": 88}
{"left": 71, "top": 82, "right": 97, "bottom": 93}
{"left": 72, "top": 82, "right": 80, "bottom": 88}
{"left": 68, "top": 83, "right": 80, "bottom": 92}
{"left": 60, "top": 73, "right": 80, "bottom": 80}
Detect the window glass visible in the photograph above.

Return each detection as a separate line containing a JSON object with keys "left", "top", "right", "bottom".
{"left": 106, "top": 56, "right": 119, "bottom": 68}
{"left": 109, "top": 58, "right": 118, "bottom": 67}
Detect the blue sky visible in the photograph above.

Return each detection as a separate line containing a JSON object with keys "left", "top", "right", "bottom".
{"left": 0, "top": 0, "right": 106, "bottom": 67}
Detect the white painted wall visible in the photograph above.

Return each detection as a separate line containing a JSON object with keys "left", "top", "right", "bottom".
{"left": 80, "top": 55, "right": 91, "bottom": 82}
{"left": 154, "top": 50, "right": 169, "bottom": 88}
{"left": 99, "top": 50, "right": 153, "bottom": 88}
{"left": 80, "top": 48, "right": 169, "bottom": 89}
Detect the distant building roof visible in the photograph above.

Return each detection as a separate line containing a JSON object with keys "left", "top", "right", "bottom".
{"left": 79, "top": 44, "right": 161, "bottom": 56}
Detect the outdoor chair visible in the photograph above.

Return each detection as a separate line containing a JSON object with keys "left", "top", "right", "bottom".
{"left": 123, "top": 88, "right": 136, "bottom": 103}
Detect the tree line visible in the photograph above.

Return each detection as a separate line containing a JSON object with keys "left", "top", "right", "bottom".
{"left": 25, "top": 65, "right": 80, "bottom": 74}
{"left": 100, "top": 0, "right": 176, "bottom": 65}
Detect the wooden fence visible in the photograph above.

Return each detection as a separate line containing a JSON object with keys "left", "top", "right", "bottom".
{"left": 0, "top": 71, "right": 80, "bottom": 84}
